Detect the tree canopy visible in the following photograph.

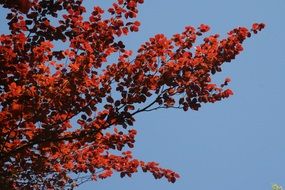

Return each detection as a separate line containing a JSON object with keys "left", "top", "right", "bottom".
{"left": 0, "top": 0, "right": 264, "bottom": 189}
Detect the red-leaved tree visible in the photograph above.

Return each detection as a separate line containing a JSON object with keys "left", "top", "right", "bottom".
{"left": 0, "top": 0, "right": 265, "bottom": 189}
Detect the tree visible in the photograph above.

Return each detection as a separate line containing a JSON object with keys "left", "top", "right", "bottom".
{"left": 0, "top": 0, "right": 265, "bottom": 189}
{"left": 273, "top": 184, "right": 283, "bottom": 190}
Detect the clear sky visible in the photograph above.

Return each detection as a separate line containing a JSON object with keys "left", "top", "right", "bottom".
{"left": 77, "top": 1, "right": 285, "bottom": 190}
{"left": 1, "top": 0, "right": 284, "bottom": 190}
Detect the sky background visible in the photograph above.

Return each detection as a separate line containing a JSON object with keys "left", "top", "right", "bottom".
{"left": 77, "top": 1, "right": 285, "bottom": 190}
{"left": 1, "top": 0, "right": 284, "bottom": 190}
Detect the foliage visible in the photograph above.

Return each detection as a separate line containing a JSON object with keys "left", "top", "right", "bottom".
{"left": 0, "top": 0, "right": 264, "bottom": 189}
{"left": 273, "top": 184, "right": 283, "bottom": 190}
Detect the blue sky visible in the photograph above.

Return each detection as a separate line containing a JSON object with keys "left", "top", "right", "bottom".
{"left": 1, "top": 0, "right": 284, "bottom": 190}
{"left": 77, "top": 1, "right": 284, "bottom": 190}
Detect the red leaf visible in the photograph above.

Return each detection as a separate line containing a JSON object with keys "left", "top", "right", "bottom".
{"left": 198, "top": 24, "right": 210, "bottom": 33}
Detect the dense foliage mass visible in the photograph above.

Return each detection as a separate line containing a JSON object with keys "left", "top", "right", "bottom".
{"left": 0, "top": 0, "right": 264, "bottom": 189}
